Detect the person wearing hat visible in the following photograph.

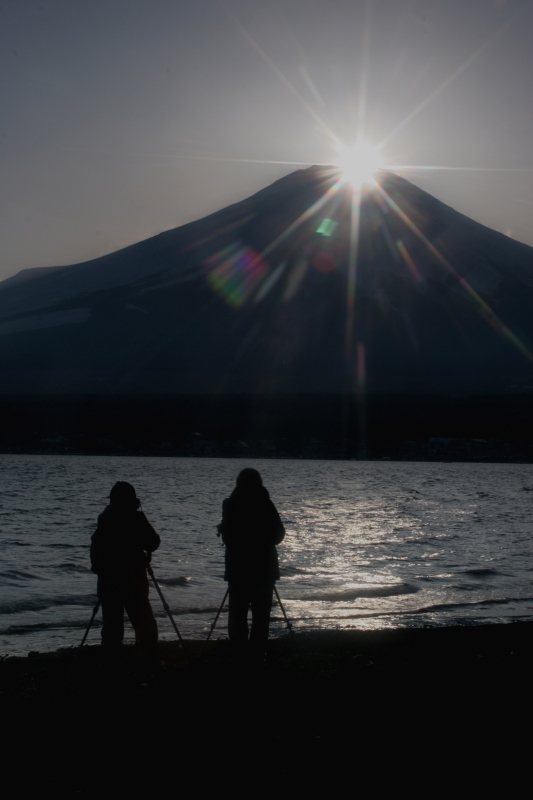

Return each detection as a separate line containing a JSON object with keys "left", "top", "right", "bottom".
{"left": 218, "top": 468, "right": 285, "bottom": 660}
{"left": 90, "top": 481, "right": 160, "bottom": 661}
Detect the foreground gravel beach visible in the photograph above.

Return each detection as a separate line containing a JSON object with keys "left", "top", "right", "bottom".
{"left": 3, "top": 622, "right": 532, "bottom": 791}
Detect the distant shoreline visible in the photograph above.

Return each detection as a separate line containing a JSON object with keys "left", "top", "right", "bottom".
{"left": 1, "top": 448, "right": 532, "bottom": 464}
{"left": 0, "top": 392, "right": 532, "bottom": 462}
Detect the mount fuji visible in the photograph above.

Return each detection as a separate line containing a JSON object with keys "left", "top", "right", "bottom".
{"left": 1, "top": 165, "right": 533, "bottom": 398}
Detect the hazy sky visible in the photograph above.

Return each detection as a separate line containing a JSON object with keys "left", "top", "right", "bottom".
{"left": 2, "top": 0, "right": 533, "bottom": 281}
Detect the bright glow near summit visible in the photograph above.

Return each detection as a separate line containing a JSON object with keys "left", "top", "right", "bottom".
{"left": 335, "top": 139, "right": 384, "bottom": 188}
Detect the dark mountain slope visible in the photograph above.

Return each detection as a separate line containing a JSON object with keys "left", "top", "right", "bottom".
{"left": 1, "top": 166, "right": 533, "bottom": 396}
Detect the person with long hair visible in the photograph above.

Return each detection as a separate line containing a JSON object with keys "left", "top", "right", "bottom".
{"left": 218, "top": 468, "right": 285, "bottom": 660}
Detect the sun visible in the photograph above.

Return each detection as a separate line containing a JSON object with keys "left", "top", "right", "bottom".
{"left": 335, "top": 138, "right": 384, "bottom": 188}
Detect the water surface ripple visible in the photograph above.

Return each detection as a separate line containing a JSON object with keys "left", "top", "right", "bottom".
{"left": 0, "top": 455, "right": 531, "bottom": 655}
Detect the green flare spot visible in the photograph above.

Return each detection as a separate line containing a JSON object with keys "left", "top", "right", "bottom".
{"left": 316, "top": 218, "right": 338, "bottom": 237}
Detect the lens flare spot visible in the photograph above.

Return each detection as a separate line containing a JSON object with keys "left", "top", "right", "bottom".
{"left": 313, "top": 251, "right": 336, "bottom": 273}
{"left": 316, "top": 218, "right": 338, "bottom": 237}
{"left": 205, "top": 242, "right": 267, "bottom": 308}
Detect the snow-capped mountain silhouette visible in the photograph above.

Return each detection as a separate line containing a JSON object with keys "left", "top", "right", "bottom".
{"left": 1, "top": 165, "right": 532, "bottom": 395}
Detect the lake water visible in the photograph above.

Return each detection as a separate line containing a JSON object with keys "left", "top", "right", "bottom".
{"left": 0, "top": 455, "right": 532, "bottom": 656}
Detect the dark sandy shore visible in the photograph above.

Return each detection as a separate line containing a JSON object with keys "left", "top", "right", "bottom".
{"left": 3, "top": 623, "right": 532, "bottom": 791}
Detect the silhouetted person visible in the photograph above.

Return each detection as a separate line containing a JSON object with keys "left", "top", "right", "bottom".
{"left": 91, "top": 481, "right": 160, "bottom": 663}
{"left": 218, "top": 468, "right": 285, "bottom": 660}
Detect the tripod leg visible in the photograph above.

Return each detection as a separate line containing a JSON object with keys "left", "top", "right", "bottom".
{"left": 207, "top": 588, "right": 229, "bottom": 641}
{"left": 146, "top": 563, "right": 186, "bottom": 649}
{"left": 80, "top": 601, "right": 101, "bottom": 647}
{"left": 273, "top": 586, "right": 298, "bottom": 652}
{"left": 68, "top": 600, "right": 100, "bottom": 680}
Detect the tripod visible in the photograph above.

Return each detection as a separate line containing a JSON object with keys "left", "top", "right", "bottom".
{"left": 67, "top": 599, "right": 101, "bottom": 680}
{"left": 71, "top": 561, "right": 185, "bottom": 675}
{"left": 146, "top": 561, "right": 185, "bottom": 649}
{"left": 207, "top": 588, "right": 229, "bottom": 641}
{"left": 207, "top": 584, "right": 296, "bottom": 643}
